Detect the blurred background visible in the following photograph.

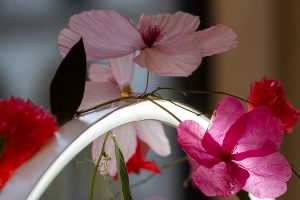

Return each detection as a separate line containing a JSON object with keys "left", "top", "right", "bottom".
{"left": 0, "top": 0, "right": 299, "bottom": 199}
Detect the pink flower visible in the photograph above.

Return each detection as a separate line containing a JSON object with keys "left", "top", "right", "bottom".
{"left": 79, "top": 54, "right": 170, "bottom": 176}
{"left": 59, "top": 10, "right": 237, "bottom": 76}
{"left": 248, "top": 76, "right": 300, "bottom": 133}
{"left": 177, "top": 97, "right": 291, "bottom": 198}
{"left": 0, "top": 97, "right": 57, "bottom": 190}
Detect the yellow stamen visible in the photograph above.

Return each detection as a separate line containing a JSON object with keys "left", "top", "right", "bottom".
{"left": 121, "top": 85, "right": 132, "bottom": 97}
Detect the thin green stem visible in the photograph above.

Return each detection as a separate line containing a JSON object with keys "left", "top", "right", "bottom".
{"left": 151, "top": 87, "right": 255, "bottom": 105}
{"left": 144, "top": 97, "right": 181, "bottom": 123}
{"left": 141, "top": 71, "right": 150, "bottom": 96}
{"left": 89, "top": 132, "right": 111, "bottom": 200}
{"left": 150, "top": 94, "right": 203, "bottom": 117}
{"left": 292, "top": 165, "right": 300, "bottom": 180}
{"left": 131, "top": 156, "right": 188, "bottom": 188}
{"left": 76, "top": 96, "right": 140, "bottom": 116}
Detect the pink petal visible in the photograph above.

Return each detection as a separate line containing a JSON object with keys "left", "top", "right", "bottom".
{"left": 58, "top": 10, "right": 144, "bottom": 60}
{"left": 237, "top": 153, "right": 292, "bottom": 198}
{"left": 228, "top": 107, "right": 283, "bottom": 160}
{"left": 198, "top": 24, "right": 238, "bottom": 57}
{"left": 208, "top": 97, "right": 245, "bottom": 144}
{"left": 108, "top": 53, "right": 135, "bottom": 90}
{"left": 58, "top": 28, "right": 82, "bottom": 58}
{"left": 88, "top": 64, "right": 114, "bottom": 83}
{"left": 177, "top": 120, "right": 221, "bottom": 168}
{"left": 201, "top": 132, "right": 223, "bottom": 156}
{"left": 134, "top": 32, "right": 203, "bottom": 76}
{"left": 136, "top": 120, "right": 170, "bottom": 156}
{"left": 92, "top": 123, "right": 138, "bottom": 176}
{"left": 191, "top": 162, "right": 249, "bottom": 197}
{"left": 78, "top": 82, "right": 120, "bottom": 110}
{"left": 138, "top": 11, "right": 200, "bottom": 42}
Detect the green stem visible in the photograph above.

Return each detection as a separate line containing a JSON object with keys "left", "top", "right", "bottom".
{"left": 150, "top": 94, "right": 203, "bottom": 117}
{"left": 292, "top": 165, "right": 300, "bottom": 180}
{"left": 141, "top": 71, "right": 150, "bottom": 96}
{"left": 131, "top": 156, "right": 188, "bottom": 188}
{"left": 151, "top": 87, "right": 255, "bottom": 105}
{"left": 144, "top": 97, "right": 182, "bottom": 123}
{"left": 89, "top": 132, "right": 111, "bottom": 200}
{"left": 76, "top": 96, "right": 140, "bottom": 116}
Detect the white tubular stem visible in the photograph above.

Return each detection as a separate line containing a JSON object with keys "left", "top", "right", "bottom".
{"left": 0, "top": 99, "right": 209, "bottom": 200}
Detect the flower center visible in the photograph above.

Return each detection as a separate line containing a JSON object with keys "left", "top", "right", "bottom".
{"left": 221, "top": 152, "right": 232, "bottom": 163}
{"left": 140, "top": 25, "right": 163, "bottom": 48}
{"left": 121, "top": 85, "right": 132, "bottom": 97}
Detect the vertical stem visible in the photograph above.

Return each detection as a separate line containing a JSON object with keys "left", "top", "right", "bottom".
{"left": 142, "top": 71, "right": 150, "bottom": 96}
{"left": 89, "top": 132, "right": 111, "bottom": 200}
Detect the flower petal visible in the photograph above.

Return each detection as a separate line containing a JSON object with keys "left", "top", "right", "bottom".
{"left": 248, "top": 76, "right": 300, "bottom": 133}
{"left": 208, "top": 97, "right": 245, "bottom": 144}
{"left": 134, "top": 32, "right": 203, "bottom": 76}
{"left": 126, "top": 140, "right": 160, "bottom": 175}
{"left": 88, "top": 63, "right": 114, "bottom": 83}
{"left": 78, "top": 82, "right": 120, "bottom": 110}
{"left": 136, "top": 120, "right": 170, "bottom": 156}
{"left": 138, "top": 11, "right": 200, "bottom": 42}
{"left": 59, "top": 10, "right": 144, "bottom": 60}
{"left": 198, "top": 24, "right": 238, "bottom": 57}
{"left": 228, "top": 107, "right": 283, "bottom": 160}
{"left": 237, "top": 153, "right": 292, "bottom": 198}
{"left": 191, "top": 162, "right": 249, "bottom": 197}
{"left": 0, "top": 98, "right": 57, "bottom": 189}
{"left": 177, "top": 120, "right": 221, "bottom": 168}
{"left": 108, "top": 53, "right": 135, "bottom": 90}
{"left": 92, "top": 123, "right": 138, "bottom": 176}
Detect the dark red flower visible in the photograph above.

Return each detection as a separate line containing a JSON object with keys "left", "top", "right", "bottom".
{"left": 0, "top": 97, "right": 57, "bottom": 189}
{"left": 126, "top": 140, "right": 160, "bottom": 175}
{"left": 248, "top": 76, "right": 300, "bottom": 133}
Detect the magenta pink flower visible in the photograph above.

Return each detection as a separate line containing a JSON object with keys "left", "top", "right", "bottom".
{"left": 177, "top": 97, "right": 291, "bottom": 198}
{"left": 248, "top": 76, "right": 300, "bottom": 133}
{"left": 79, "top": 54, "right": 170, "bottom": 176}
{"left": 59, "top": 10, "right": 237, "bottom": 76}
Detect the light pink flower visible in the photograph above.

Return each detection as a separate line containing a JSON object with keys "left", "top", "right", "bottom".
{"left": 79, "top": 54, "right": 170, "bottom": 176}
{"left": 177, "top": 96, "right": 291, "bottom": 198}
{"left": 59, "top": 10, "right": 237, "bottom": 76}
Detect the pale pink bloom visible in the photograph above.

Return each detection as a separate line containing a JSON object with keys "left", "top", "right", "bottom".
{"left": 177, "top": 97, "right": 291, "bottom": 198}
{"left": 79, "top": 54, "right": 170, "bottom": 176}
{"left": 59, "top": 10, "right": 237, "bottom": 76}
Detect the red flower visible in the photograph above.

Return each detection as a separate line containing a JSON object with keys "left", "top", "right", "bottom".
{"left": 248, "top": 76, "right": 300, "bottom": 133}
{"left": 0, "top": 97, "right": 57, "bottom": 190}
{"left": 126, "top": 140, "right": 160, "bottom": 175}
{"left": 114, "top": 139, "right": 160, "bottom": 180}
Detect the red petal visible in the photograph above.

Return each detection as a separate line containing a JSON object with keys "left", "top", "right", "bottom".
{"left": 126, "top": 140, "right": 160, "bottom": 175}
{"left": 248, "top": 76, "right": 300, "bottom": 133}
{"left": 0, "top": 97, "right": 57, "bottom": 190}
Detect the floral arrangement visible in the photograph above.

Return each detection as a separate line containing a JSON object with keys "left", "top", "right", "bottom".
{"left": 0, "top": 9, "right": 299, "bottom": 200}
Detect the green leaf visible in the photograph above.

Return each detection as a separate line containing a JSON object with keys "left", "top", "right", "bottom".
{"left": 113, "top": 135, "right": 132, "bottom": 200}
{"left": 50, "top": 38, "right": 86, "bottom": 125}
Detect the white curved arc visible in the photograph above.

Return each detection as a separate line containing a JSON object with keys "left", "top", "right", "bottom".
{"left": 0, "top": 100, "right": 209, "bottom": 200}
